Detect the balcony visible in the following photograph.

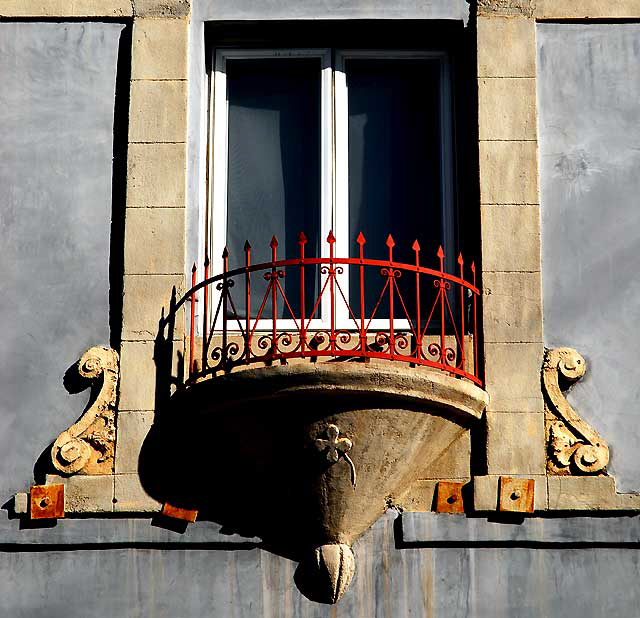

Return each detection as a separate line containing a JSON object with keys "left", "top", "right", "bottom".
{"left": 157, "top": 232, "right": 487, "bottom": 604}
{"left": 178, "top": 231, "right": 481, "bottom": 386}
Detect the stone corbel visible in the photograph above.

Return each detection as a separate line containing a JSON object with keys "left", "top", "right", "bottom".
{"left": 543, "top": 347, "right": 609, "bottom": 476}
{"left": 50, "top": 346, "right": 119, "bottom": 475}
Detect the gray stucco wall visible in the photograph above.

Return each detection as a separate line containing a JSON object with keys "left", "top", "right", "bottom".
{"left": 0, "top": 22, "right": 123, "bottom": 533}
{"left": 538, "top": 24, "right": 640, "bottom": 492}
{"left": 3, "top": 15, "right": 640, "bottom": 618}
{"left": 4, "top": 511, "right": 640, "bottom": 617}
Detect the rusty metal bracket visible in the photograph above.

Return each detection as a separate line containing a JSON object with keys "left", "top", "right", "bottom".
{"left": 30, "top": 484, "right": 65, "bottom": 519}
{"left": 498, "top": 477, "right": 535, "bottom": 513}
{"left": 435, "top": 481, "right": 465, "bottom": 514}
{"left": 162, "top": 502, "right": 198, "bottom": 523}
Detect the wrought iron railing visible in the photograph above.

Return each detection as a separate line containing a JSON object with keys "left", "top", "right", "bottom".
{"left": 177, "top": 232, "right": 482, "bottom": 386}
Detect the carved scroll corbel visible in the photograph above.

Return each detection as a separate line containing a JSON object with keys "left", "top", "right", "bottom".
{"left": 51, "top": 347, "right": 119, "bottom": 475}
{"left": 543, "top": 347, "right": 609, "bottom": 475}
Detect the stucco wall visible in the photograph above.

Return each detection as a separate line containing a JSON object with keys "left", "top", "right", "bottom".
{"left": 0, "top": 21, "right": 123, "bottom": 534}
{"left": 538, "top": 23, "right": 640, "bottom": 492}
{"left": 3, "top": 12, "right": 640, "bottom": 618}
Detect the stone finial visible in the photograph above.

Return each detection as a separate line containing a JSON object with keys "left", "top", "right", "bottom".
{"left": 295, "top": 543, "right": 356, "bottom": 604}
{"left": 51, "top": 346, "right": 119, "bottom": 475}
{"left": 543, "top": 347, "right": 609, "bottom": 475}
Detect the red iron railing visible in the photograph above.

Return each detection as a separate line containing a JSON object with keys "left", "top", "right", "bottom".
{"left": 178, "top": 232, "right": 481, "bottom": 386}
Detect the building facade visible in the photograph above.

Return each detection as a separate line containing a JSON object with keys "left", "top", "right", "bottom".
{"left": 2, "top": 0, "right": 640, "bottom": 615}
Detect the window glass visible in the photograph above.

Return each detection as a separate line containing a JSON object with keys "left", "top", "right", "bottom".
{"left": 225, "top": 58, "right": 321, "bottom": 318}
{"left": 346, "top": 58, "right": 444, "bottom": 318}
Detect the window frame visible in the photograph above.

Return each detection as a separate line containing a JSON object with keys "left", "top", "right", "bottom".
{"left": 207, "top": 46, "right": 456, "bottom": 332}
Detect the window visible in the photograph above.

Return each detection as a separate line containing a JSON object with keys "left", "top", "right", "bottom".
{"left": 207, "top": 46, "right": 456, "bottom": 328}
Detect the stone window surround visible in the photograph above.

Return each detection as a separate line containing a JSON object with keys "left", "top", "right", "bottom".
{"left": 6, "top": 0, "right": 640, "bottom": 514}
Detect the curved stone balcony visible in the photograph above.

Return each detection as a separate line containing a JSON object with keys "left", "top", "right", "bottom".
{"left": 158, "top": 361, "right": 487, "bottom": 603}
{"left": 153, "top": 233, "right": 488, "bottom": 603}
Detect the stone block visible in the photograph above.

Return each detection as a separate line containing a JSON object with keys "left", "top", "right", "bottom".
{"left": 396, "top": 480, "right": 437, "bottom": 512}
{"left": 0, "top": 0, "right": 133, "bottom": 17}
{"left": 419, "top": 430, "right": 471, "bottom": 479}
{"left": 474, "top": 474, "right": 547, "bottom": 511}
{"left": 123, "top": 208, "right": 185, "bottom": 274}
{"left": 134, "top": 0, "right": 190, "bottom": 17}
{"left": 484, "top": 342, "right": 544, "bottom": 412}
{"left": 114, "top": 474, "right": 162, "bottom": 513}
{"left": 46, "top": 474, "right": 114, "bottom": 514}
{"left": 477, "top": 0, "right": 534, "bottom": 17}
{"left": 482, "top": 272, "right": 542, "bottom": 343}
{"left": 119, "top": 340, "right": 182, "bottom": 411}
{"left": 547, "top": 476, "right": 640, "bottom": 510}
{"left": 129, "top": 80, "right": 187, "bottom": 143}
{"left": 115, "top": 411, "right": 155, "bottom": 474}
{"left": 480, "top": 205, "right": 540, "bottom": 272}
{"left": 536, "top": 0, "right": 640, "bottom": 19}
{"left": 14, "top": 493, "right": 28, "bottom": 515}
{"left": 477, "top": 17, "right": 536, "bottom": 78}
{"left": 486, "top": 412, "right": 546, "bottom": 475}
{"left": 126, "top": 142, "right": 186, "bottom": 207}
{"left": 122, "top": 274, "right": 185, "bottom": 341}
{"left": 119, "top": 341, "right": 157, "bottom": 411}
{"left": 479, "top": 140, "right": 539, "bottom": 204}
{"left": 478, "top": 78, "right": 537, "bottom": 141}
{"left": 132, "top": 18, "right": 188, "bottom": 80}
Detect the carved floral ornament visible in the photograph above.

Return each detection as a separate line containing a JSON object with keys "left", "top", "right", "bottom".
{"left": 315, "top": 423, "right": 357, "bottom": 487}
{"left": 542, "top": 347, "right": 609, "bottom": 475}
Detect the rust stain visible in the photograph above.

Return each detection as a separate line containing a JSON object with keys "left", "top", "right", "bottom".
{"left": 30, "top": 484, "right": 64, "bottom": 519}
{"left": 161, "top": 502, "right": 198, "bottom": 523}
{"left": 435, "top": 481, "right": 465, "bottom": 514}
{"left": 498, "top": 477, "right": 535, "bottom": 513}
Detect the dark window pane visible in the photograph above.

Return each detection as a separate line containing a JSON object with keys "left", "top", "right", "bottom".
{"left": 346, "top": 58, "right": 445, "bottom": 321}
{"left": 225, "top": 57, "right": 321, "bottom": 320}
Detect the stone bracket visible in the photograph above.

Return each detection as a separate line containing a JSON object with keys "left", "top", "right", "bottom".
{"left": 543, "top": 347, "right": 609, "bottom": 475}
{"left": 51, "top": 347, "right": 119, "bottom": 476}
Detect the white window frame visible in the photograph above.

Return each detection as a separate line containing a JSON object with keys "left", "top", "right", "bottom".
{"left": 207, "top": 47, "right": 455, "bottom": 333}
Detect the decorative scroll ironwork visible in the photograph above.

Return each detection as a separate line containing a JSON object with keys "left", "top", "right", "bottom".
{"left": 177, "top": 232, "right": 481, "bottom": 386}
{"left": 543, "top": 347, "right": 609, "bottom": 475}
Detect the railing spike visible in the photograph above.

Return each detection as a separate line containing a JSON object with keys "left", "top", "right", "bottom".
{"left": 244, "top": 240, "right": 251, "bottom": 251}
{"left": 386, "top": 234, "right": 395, "bottom": 248}
{"left": 412, "top": 239, "right": 421, "bottom": 252}
{"left": 437, "top": 245, "right": 445, "bottom": 259}
{"left": 270, "top": 235, "right": 279, "bottom": 249}
{"left": 219, "top": 249, "right": 226, "bottom": 260}
{"left": 458, "top": 252, "right": 464, "bottom": 266}
{"left": 471, "top": 261, "right": 476, "bottom": 274}
{"left": 298, "top": 231, "right": 308, "bottom": 244}
{"left": 356, "top": 231, "right": 366, "bottom": 245}
{"left": 191, "top": 262, "right": 197, "bottom": 274}
{"left": 327, "top": 229, "right": 336, "bottom": 244}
